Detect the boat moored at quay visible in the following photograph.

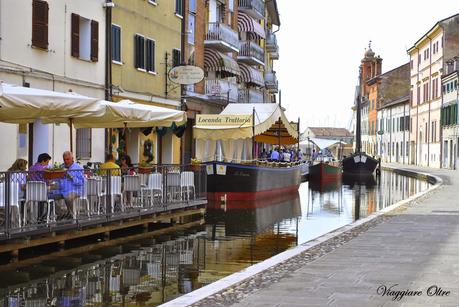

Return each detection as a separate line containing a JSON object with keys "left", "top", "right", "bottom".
{"left": 194, "top": 103, "right": 303, "bottom": 201}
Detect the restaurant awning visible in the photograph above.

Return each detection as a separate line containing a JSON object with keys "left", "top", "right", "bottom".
{"left": 204, "top": 49, "right": 241, "bottom": 76}
{"left": 238, "top": 63, "right": 265, "bottom": 87}
{"left": 237, "top": 12, "right": 266, "bottom": 39}
{"left": 193, "top": 103, "right": 298, "bottom": 144}
{"left": 0, "top": 83, "right": 102, "bottom": 124}
{"left": 71, "top": 99, "right": 186, "bottom": 128}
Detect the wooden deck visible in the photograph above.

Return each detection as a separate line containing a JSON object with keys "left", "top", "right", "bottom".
{"left": 0, "top": 200, "right": 206, "bottom": 262}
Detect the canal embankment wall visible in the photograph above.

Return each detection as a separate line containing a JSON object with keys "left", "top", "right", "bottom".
{"left": 161, "top": 164, "right": 445, "bottom": 307}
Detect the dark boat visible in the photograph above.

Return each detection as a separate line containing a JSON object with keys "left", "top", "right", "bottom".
{"left": 342, "top": 152, "right": 379, "bottom": 175}
{"left": 309, "top": 161, "right": 342, "bottom": 184}
{"left": 206, "top": 161, "right": 303, "bottom": 201}
{"left": 342, "top": 67, "right": 380, "bottom": 176}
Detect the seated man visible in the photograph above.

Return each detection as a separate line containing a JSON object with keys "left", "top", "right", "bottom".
{"left": 56, "top": 151, "right": 85, "bottom": 217}
{"left": 99, "top": 153, "right": 121, "bottom": 176}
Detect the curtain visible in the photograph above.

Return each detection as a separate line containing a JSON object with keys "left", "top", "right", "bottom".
{"left": 195, "top": 139, "right": 205, "bottom": 161}
{"left": 206, "top": 140, "right": 217, "bottom": 161}
{"left": 221, "top": 140, "right": 235, "bottom": 162}
{"left": 234, "top": 139, "right": 244, "bottom": 163}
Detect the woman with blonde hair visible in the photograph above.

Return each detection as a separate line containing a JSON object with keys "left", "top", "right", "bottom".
{"left": 6, "top": 158, "right": 28, "bottom": 228}
{"left": 8, "top": 158, "right": 28, "bottom": 172}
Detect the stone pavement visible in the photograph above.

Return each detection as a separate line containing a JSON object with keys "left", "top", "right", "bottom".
{"left": 225, "top": 164, "right": 459, "bottom": 307}
{"left": 162, "top": 164, "right": 459, "bottom": 307}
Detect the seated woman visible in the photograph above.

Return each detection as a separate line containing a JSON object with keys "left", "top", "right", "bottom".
{"left": 120, "top": 154, "right": 135, "bottom": 176}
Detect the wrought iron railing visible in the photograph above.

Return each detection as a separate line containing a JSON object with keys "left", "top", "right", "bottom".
{"left": 0, "top": 164, "right": 206, "bottom": 239}
{"left": 205, "top": 79, "right": 239, "bottom": 103}
{"left": 238, "top": 88, "right": 265, "bottom": 103}
{"left": 205, "top": 22, "right": 240, "bottom": 51}
{"left": 238, "top": 41, "right": 264, "bottom": 63}
{"left": 265, "top": 71, "right": 278, "bottom": 92}
{"left": 238, "top": 0, "right": 265, "bottom": 18}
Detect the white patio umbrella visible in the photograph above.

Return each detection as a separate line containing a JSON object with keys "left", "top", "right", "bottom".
{"left": 0, "top": 82, "right": 102, "bottom": 124}
{"left": 72, "top": 99, "right": 186, "bottom": 128}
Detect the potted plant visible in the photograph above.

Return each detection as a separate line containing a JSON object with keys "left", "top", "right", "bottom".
{"left": 43, "top": 163, "right": 66, "bottom": 180}
{"left": 138, "top": 161, "right": 155, "bottom": 174}
{"left": 190, "top": 158, "right": 202, "bottom": 172}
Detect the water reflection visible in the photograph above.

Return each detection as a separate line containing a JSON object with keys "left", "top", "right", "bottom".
{"left": 0, "top": 171, "right": 430, "bottom": 306}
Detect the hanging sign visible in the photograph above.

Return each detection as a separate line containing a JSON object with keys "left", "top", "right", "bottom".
{"left": 168, "top": 65, "right": 204, "bottom": 85}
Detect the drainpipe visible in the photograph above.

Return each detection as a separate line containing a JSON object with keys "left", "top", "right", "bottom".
{"left": 403, "top": 102, "right": 406, "bottom": 164}
{"left": 427, "top": 37, "right": 432, "bottom": 167}
{"left": 415, "top": 47, "right": 419, "bottom": 166}
{"left": 389, "top": 108, "right": 392, "bottom": 163}
{"left": 440, "top": 71, "right": 444, "bottom": 169}
{"left": 104, "top": 0, "right": 114, "bottom": 155}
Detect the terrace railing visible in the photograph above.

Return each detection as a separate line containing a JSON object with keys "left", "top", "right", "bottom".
{"left": 0, "top": 164, "right": 206, "bottom": 239}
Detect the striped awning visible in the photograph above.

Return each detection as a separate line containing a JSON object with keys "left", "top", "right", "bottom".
{"left": 237, "top": 12, "right": 266, "bottom": 39}
{"left": 238, "top": 63, "right": 265, "bottom": 87}
{"left": 204, "top": 49, "right": 241, "bottom": 76}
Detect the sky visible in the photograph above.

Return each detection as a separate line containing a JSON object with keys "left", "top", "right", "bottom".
{"left": 276, "top": 0, "right": 459, "bottom": 132}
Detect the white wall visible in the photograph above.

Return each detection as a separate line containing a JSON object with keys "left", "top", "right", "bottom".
{"left": 0, "top": 0, "right": 105, "bottom": 85}
{"left": 0, "top": 0, "right": 106, "bottom": 169}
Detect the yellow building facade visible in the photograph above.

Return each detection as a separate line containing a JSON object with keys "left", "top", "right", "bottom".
{"left": 111, "top": 0, "right": 183, "bottom": 164}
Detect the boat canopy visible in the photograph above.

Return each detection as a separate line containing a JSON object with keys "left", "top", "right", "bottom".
{"left": 301, "top": 137, "right": 345, "bottom": 150}
{"left": 193, "top": 103, "right": 298, "bottom": 144}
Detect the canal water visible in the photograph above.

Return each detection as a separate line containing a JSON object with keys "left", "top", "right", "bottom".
{"left": 0, "top": 170, "right": 430, "bottom": 306}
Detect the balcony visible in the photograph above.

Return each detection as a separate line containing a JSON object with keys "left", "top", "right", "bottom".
{"left": 266, "top": 31, "right": 279, "bottom": 59}
{"left": 265, "top": 71, "right": 278, "bottom": 93}
{"left": 238, "top": 41, "right": 265, "bottom": 66}
{"left": 238, "top": 0, "right": 265, "bottom": 20}
{"left": 238, "top": 88, "right": 265, "bottom": 103}
{"left": 205, "top": 22, "right": 240, "bottom": 53}
{"left": 205, "top": 79, "right": 239, "bottom": 104}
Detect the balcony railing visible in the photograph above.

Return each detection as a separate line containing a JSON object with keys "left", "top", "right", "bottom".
{"left": 205, "top": 79, "right": 239, "bottom": 104}
{"left": 205, "top": 22, "right": 240, "bottom": 53}
{"left": 238, "top": 41, "right": 265, "bottom": 66}
{"left": 266, "top": 31, "right": 279, "bottom": 59}
{"left": 265, "top": 71, "right": 278, "bottom": 93}
{"left": 238, "top": 0, "right": 265, "bottom": 19}
{"left": 238, "top": 88, "right": 265, "bottom": 103}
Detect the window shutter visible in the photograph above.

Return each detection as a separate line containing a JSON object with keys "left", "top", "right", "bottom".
{"left": 32, "top": 0, "right": 49, "bottom": 49}
{"left": 71, "top": 13, "right": 80, "bottom": 58}
{"left": 135, "top": 35, "right": 140, "bottom": 68}
{"left": 173, "top": 49, "right": 181, "bottom": 67}
{"left": 91, "top": 20, "right": 99, "bottom": 61}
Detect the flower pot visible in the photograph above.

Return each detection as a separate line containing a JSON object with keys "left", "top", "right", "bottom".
{"left": 43, "top": 170, "right": 66, "bottom": 180}
{"left": 138, "top": 167, "right": 154, "bottom": 174}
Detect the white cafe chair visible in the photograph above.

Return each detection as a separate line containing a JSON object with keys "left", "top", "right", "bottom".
{"left": 180, "top": 171, "right": 195, "bottom": 201}
{"left": 24, "top": 181, "right": 55, "bottom": 224}
{"left": 141, "top": 173, "right": 163, "bottom": 207}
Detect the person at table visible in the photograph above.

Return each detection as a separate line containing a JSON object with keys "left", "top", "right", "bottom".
{"left": 56, "top": 151, "right": 84, "bottom": 217}
{"left": 119, "top": 154, "right": 135, "bottom": 175}
{"left": 28, "top": 153, "right": 51, "bottom": 182}
{"left": 99, "top": 153, "right": 121, "bottom": 176}
{"left": 8, "top": 158, "right": 28, "bottom": 198}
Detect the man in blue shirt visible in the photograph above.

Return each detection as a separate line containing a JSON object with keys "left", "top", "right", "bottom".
{"left": 58, "top": 151, "right": 84, "bottom": 217}
{"left": 270, "top": 147, "right": 280, "bottom": 161}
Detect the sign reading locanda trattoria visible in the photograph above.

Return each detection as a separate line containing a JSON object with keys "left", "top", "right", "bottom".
{"left": 196, "top": 114, "right": 253, "bottom": 127}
